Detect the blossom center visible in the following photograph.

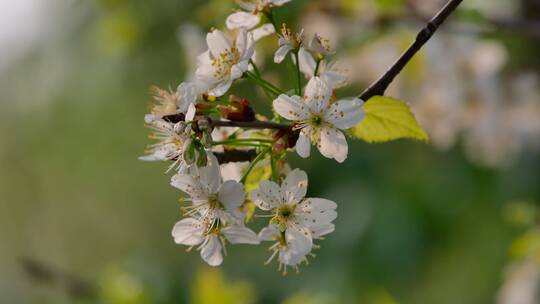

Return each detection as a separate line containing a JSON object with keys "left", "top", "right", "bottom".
{"left": 212, "top": 47, "right": 240, "bottom": 80}
{"left": 311, "top": 115, "right": 323, "bottom": 126}
{"left": 207, "top": 194, "right": 222, "bottom": 209}
{"left": 278, "top": 205, "right": 295, "bottom": 220}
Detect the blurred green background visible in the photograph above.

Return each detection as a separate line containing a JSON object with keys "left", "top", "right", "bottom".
{"left": 1, "top": 0, "right": 540, "bottom": 303}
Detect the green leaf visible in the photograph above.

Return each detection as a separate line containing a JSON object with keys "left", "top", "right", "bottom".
{"left": 352, "top": 96, "right": 429, "bottom": 143}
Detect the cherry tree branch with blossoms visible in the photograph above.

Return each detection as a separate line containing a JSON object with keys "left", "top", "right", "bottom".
{"left": 140, "top": 0, "right": 463, "bottom": 274}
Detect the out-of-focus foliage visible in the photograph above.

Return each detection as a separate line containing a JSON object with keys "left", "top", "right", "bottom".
{"left": 1, "top": 0, "right": 539, "bottom": 303}
{"left": 190, "top": 268, "right": 256, "bottom": 304}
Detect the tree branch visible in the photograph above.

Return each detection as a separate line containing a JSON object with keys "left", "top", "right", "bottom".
{"left": 359, "top": 0, "right": 463, "bottom": 101}
{"left": 214, "top": 150, "right": 258, "bottom": 164}
{"left": 209, "top": 119, "right": 292, "bottom": 131}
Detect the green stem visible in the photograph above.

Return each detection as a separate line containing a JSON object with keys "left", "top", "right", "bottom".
{"left": 240, "top": 147, "right": 270, "bottom": 183}
{"left": 270, "top": 155, "right": 279, "bottom": 182}
{"left": 249, "top": 59, "right": 273, "bottom": 101}
{"left": 314, "top": 58, "right": 322, "bottom": 77}
{"left": 293, "top": 50, "right": 302, "bottom": 95}
{"left": 264, "top": 10, "right": 279, "bottom": 31}
{"left": 212, "top": 138, "right": 273, "bottom": 146}
{"left": 245, "top": 71, "right": 284, "bottom": 96}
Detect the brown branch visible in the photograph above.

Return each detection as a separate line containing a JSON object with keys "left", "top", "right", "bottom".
{"left": 359, "top": 0, "right": 463, "bottom": 101}
{"left": 214, "top": 150, "right": 258, "bottom": 163}
{"left": 209, "top": 119, "right": 292, "bottom": 131}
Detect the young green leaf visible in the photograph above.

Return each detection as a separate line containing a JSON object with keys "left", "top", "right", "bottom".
{"left": 352, "top": 96, "right": 429, "bottom": 143}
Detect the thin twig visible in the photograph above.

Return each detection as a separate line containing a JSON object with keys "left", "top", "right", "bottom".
{"left": 209, "top": 119, "right": 292, "bottom": 131}
{"left": 359, "top": 0, "right": 463, "bottom": 101}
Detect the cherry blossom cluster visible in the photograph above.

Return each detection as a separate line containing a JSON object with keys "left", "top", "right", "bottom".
{"left": 141, "top": 0, "right": 364, "bottom": 274}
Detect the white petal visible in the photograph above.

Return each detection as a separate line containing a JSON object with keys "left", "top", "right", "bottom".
{"left": 295, "top": 132, "right": 311, "bottom": 158}
{"left": 176, "top": 82, "right": 199, "bottom": 113}
{"left": 270, "top": 0, "right": 292, "bottom": 5}
{"left": 273, "top": 94, "right": 310, "bottom": 121}
{"left": 200, "top": 236, "right": 223, "bottom": 266}
{"left": 298, "top": 47, "right": 316, "bottom": 77}
{"left": 220, "top": 162, "right": 248, "bottom": 182}
{"left": 320, "top": 70, "right": 347, "bottom": 89}
{"left": 310, "top": 223, "right": 335, "bottom": 238}
{"left": 218, "top": 180, "right": 246, "bottom": 211}
{"left": 226, "top": 11, "right": 260, "bottom": 30}
{"left": 222, "top": 226, "right": 260, "bottom": 244}
{"left": 324, "top": 98, "right": 364, "bottom": 129}
{"left": 318, "top": 127, "right": 348, "bottom": 163}
{"left": 170, "top": 173, "right": 207, "bottom": 199}
{"left": 185, "top": 103, "right": 196, "bottom": 122}
{"left": 274, "top": 44, "right": 293, "bottom": 64}
{"left": 281, "top": 169, "right": 308, "bottom": 205}
{"left": 252, "top": 23, "right": 275, "bottom": 41}
{"left": 296, "top": 197, "right": 338, "bottom": 227}
{"left": 206, "top": 30, "right": 231, "bottom": 58}
{"left": 172, "top": 218, "right": 205, "bottom": 246}
{"left": 285, "top": 224, "right": 312, "bottom": 257}
{"left": 208, "top": 79, "right": 233, "bottom": 97}
{"left": 258, "top": 225, "right": 279, "bottom": 241}
{"left": 236, "top": 0, "right": 257, "bottom": 11}
{"left": 197, "top": 155, "right": 222, "bottom": 193}
{"left": 304, "top": 76, "right": 331, "bottom": 113}
{"left": 250, "top": 180, "right": 283, "bottom": 210}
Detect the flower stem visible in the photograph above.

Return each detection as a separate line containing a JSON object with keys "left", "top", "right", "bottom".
{"left": 245, "top": 71, "right": 283, "bottom": 96}
{"left": 314, "top": 58, "right": 322, "bottom": 77}
{"left": 240, "top": 147, "right": 270, "bottom": 183}
{"left": 264, "top": 10, "right": 279, "bottom": 31}
{"left": 293, "top": 50, "right": 302, "bottom": 95}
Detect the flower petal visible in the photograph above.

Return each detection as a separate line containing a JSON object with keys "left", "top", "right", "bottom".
{"left": 176, "top": 82, "right": 199, "bottom": 113}
{"left": 252, "top": 23, "right": 275, "bottom": 41}
{"left": 285, "top": 224, "right": 312, "bottom": 258}
{"left": 304, "top": 76, "right": 331, "bottom": 114}
{"left": 172, "top": 218, "right": 205, "bottom": 246}
{"left": 258, "top": 225, "right": 279, "bottom": 241}
{"left": 207, "top": 79, "right": 233, "bottom": 97}
{"left": 298, "top": 47, "right": 316, "bottom": 77}
{"left": 274, "top": 44, "right": 293, "bottom": 64}
{"left": 226, "top": 11, "right": 261, "bottom": 30}
{"left": 222, "top": 225, "right": 260, "bottom": 244}
{"left": 281, "top": 169, "right": 308, "bottom": 205}
{"left": 273, "top": 94, "right": 310, "bottom": 121}
{"left": 170, "top": 173, "right": 207, "bottom": 199}
{"left": 270, "top": 0, "right": 292, "bottom": 5}
{"left": 196, "top": 154, "right": 222, "bottom": 194}
{"left": 324, "top": 98, "right": 364, "bottom": 129}
{"left": 251, "top": 180, "right": 283, "bottom": 210}
{"left": 296, "top": 197, "right": 338, "bottom": 227}
{"left": 310, "top": 223, "right": 335, "bottom": 238}
{"left": 318, "top": 127, "right": 348, "bottom": 163}
{"left": 206, "top": 30, "right": 231, "bottom": 58}
{"left": 295, "top": 132, "right": 311, "bottom": 158}
{"left": 218, "top": 180, "right": 246, "bottom": 211}
{"left": 200, "top": 236, "right": 223, "bottom": 266}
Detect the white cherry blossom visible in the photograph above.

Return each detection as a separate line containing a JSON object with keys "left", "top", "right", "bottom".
{"left": 139, "top": 119, "right": 192, "bottom": 173}
{"left": 176, "top": 81, "right": 201, "bottom": 114}
{"left": 144, "top": 86, "right": 179, "bottom": 123}
{"left": 307, "top": 33, "right": 335, "bottom": 56}
{"left": 258, "top": 224, "right": 310, "bottom": 274}
{"left": 172, "top": 217, "right": 259, "bottom": 266}
{"left": 170, "top": 154, "right": 247, "bottom": 224}
{"left": 298, "top": 48, "right": 347, "bottom": 89}
{"left": 273, "top": 77, "right": 364, "bottom": 162}
{"left": 226, "top": 0, "right": 292, "bottom": 30}
{"left": 274, "top": 26, "right": 304, "bottom": 64}
{"left": 251, "top": 169, "right": 337, "bottom": 272}
{"left": 196, "top": 29, "right": 255, "bottom": 97}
